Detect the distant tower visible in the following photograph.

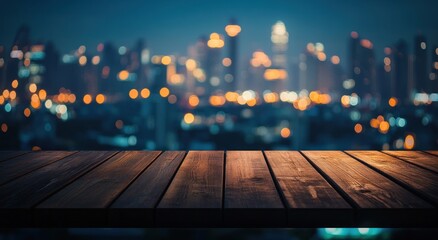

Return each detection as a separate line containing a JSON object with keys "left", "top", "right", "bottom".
{"left": 269, "top": 21, "right": 289, "bottom": 92}
{"left": 224, "top": 19, "right": 241, "bottom": 91}
{"left": 392, "top": 40, "right": 409, "bottom": 104}
{"left": 414, "top": 34, "right": 428, "bottom": 92}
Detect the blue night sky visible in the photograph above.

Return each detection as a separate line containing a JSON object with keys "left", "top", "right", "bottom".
{"left": 1, "top": 0, "right": 437, "bottom": 65}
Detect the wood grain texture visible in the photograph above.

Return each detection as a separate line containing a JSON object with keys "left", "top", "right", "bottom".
{"left": 35, "top": 151, "right": 160, "bottom": 227}
{"left": 110, "top": 151, "right": 186, "bottom": 226}
{"left": 347, "top": 150, "right": 438, "bottom": 205}
{"left": 265, "top": 151, "right": 353, "bottom": 226}
{"left": 224, "top": 151, "right": 285, "bottom": 226}
{"left": 302, "top": 151, "right": 431, "bottom": 208}
{"left": 157, "top": 151, "right": 223, "bottom": 226}
{"left": 0, "top": 151, "right": 117, "bottom": 208}
{"left": 383, "top": 151, "right": 438, "bottom": 173}
{"left": 425, "top": 151, "right": 438, "bottom": 157}
{"left": 0, "top": 151, "right": 29, "bottom": 162}
{"left": 0, "top": 151, "right": 76, "bottom": 185}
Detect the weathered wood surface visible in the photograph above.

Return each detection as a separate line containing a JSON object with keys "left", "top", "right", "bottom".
{"left": 0, "top": 150, "right": 437, "bottom": 227}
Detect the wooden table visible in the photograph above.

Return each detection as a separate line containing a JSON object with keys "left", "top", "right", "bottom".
{"left": 1, "top": 150, "right": 437, "bottom": 227}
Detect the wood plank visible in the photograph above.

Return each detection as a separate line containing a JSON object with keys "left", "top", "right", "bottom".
{"left": 224, "top": 151, "right": 285, "bottom": 227}
{"left": 383, "top": 151, "right": 438, "bottom": 173}
{"left": 36, "top": 151, "right": 161, "bottom": 227}
{"left": 110, "top": 151, "right": 186, "bottom": 227}
{"left": 156, "top": 151, "right": 223, "bottom": 227}
{"left": 347, "top": 151, "right": 438, "bottom": 205}
{"left": 264, "top": 151, "right": 352, "bottom": 226}
{"left": 302, "top": 151, "right": 434, "bottom": 227}
{"left": 426, "top": 151, "right": 438, "bottom": 157}
{"left": 0, "top": 151, "right": 117, "bottom": 227}
{"left": 0, "top": 151, "right": 76, "bottom": 185}
{"left": 0, "top": 151, "right": 29, "bottom": 162}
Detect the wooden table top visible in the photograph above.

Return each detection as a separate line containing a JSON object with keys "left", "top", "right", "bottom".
{"left": 0, "top": 150, "right": 437, "bottom": 227}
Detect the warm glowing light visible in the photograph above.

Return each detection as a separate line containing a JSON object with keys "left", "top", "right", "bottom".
{"left": 264, "top": 69, "right": 287, "bottom": 80}
{"left": 184, "top": 113, "right": 195, "bottom": 124}
{"left": 2, "top": 89, "right": 9, "bottom": 99}
{"left": 68, "top": 94, "right": 76, "bottom": 103}
{"left": 251, "top": 51, "right": 271, "bottom": 67}
{"left": 96, "top": 94, "right": 105, "bottom": 104}
{"left": 185, "top": 59, "right": 197, "bottom": 71}
{"left": 297, "top": 98, "right": 309, "bottom": 111}
{"left": 159, "top": 87, "right": 170, "bottom": 98}
{"left": 83, "top": 94, "right": 92, "bottom": 104}
{"left": 38, "top": 89, "right": 47, "bottom": 100}
{"left": 317, "top": 52, "right": 326, "bottom": 61}
{"left": 354, "top": 123, "right": 363, "bottom": 134}
{"left": 225, "top": 24, "right": 241, "bottom": 37}
{"left": 247, "top": 98, "right": 257, "bottom": 107}
{"left": 280, "top": 127, "right": 291, "bottom": 138}
{"left": 225, "top": 92, "right": 239, "bottom": 102}
{"left": 378, "top": 121, "right": 390, "bottom": 134}
{"left": 388, "top": 97, "right": 398, "bottom": 107}
{"left": 32, "top": 146, "right": 41, "bottom": 151}
{"left": 341, "top": 95, "right": 350, "bottom": 107}
{"left": 222, "top": 58, "right": 232, "bottom": 67}
{"left": 188, "top": 95, "right": 199, "bottom": 107}
{"left": 79, "top": 56, "right": 87, "bottom": 66}
{"left": 207, "top": 33, "right": 224, "bottom": 48}
{"left": 29, "top": 83, "right": 37, "bottom": 93}
{"left": 11, "top": 79, "right": 18, "bottom": 88}
{"left": 1, "top": 123, "right": 7, "bottom": 133}
{"left": 24, "top": 108, "right": 31, "bottom": 117}
{"left": 118, "top": 70, "right": 129, "bottom": 81}
{"left": 0, "top": 96, "right": 4, "bottom": 105}
{"left": 92, "top": 56, "right": 100, "bottom": 65}
{"left": 209, "top": 95, "right": 226, "bottom": 106}
{"left": 161, "top": 56, "right": 171, "bottom": 65}
{"left": 263, "top": 92, "right": 279, "bottom": 103}
{"left": 360, "top": 39, "right": 373, "bottom": 49}
{"left": 9, "top": 91, "right": 16, "bottom": 100}
{"left": 140, "top": 88, "right": 150, "bottom": 98}
{"left": 404, "top": 134, "right": 415, "bottom": 149}
{"left": 331, "top": 55, "right": 340, "bottom": 65}
{"left": 129, "top": 89, "right": 139, "bottom": 99}
{"left": 351, "top": 31, "right": 359, "bottom": 39}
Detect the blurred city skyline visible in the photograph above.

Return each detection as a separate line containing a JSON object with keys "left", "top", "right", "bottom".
{"left": 1, "top": 0, "right": 438, "bottom": 64}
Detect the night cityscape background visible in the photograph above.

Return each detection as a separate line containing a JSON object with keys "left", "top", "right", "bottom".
{"left": 0, "top": 0, "right": 437, "bottom": 151}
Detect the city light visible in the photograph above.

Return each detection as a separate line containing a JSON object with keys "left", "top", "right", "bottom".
{"left": 207, "top": 33, "right": 224, "bottom": 48}
{"left": 225, "top": 24, "right": 241, "bottom": 37}
{"left": 140, "top": 88, "right": 150, "bottom": 98}
{"left": 95, "top": 94, "right": 105, "bottom": 104}
{"left": 280, "top": 127, "right": 291, "bottom": 138}
{"left": 188, "top": 95, "right": 199, "bottom": 107}
{"left": 184, "top": 113, "right": 195, "bottom": 124}
{"left": 159, "top": 87, "right": 170, "bottom": 98}
{"left": 129, "top": 89, "right": 139, "bottom": 99}
{"left": 83, "top": 94, "right": 92, "bottom": 104}
{"left": 118, "top": 70, "right": 129, "bottom": 81}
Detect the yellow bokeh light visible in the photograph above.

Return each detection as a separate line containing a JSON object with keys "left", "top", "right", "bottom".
{"left": 161, "top": 56, "right": 171, "bottom": 65}
{"left": 185, "top": 59, "right": 197, "bottom": 71}
{"left": 140, "top": 88, "right": 150, "bottom": 98}
{"left": 354, "top": 123, "right": 363, "bottom": 134}
{"left": 404, "top": 134, "right": 415, "bottom": 150}
{"left": 68, "top": 94, "right": 76, "bottom": 103}
{"left": 0, "top": 96, "right": 4, "bottom": 105}
{"left": 29, "top": 83, "right": 37, "bottom": 93}
{"left": 118, "top": 70, "right": 129, "bottom": 81}
{"left": 2, "top": 89, "right": 9, "bottom": 99}
{"left": 38, "top": 89, "right": 47, "bottom": 100}
{"left": 280, "top": 127, "right": 291, "bottom": 138}
{"left": 264, "top": 69, "right": 287, "bottom": 81}
{"left": 9, "top": 90, "right": 16, "bottom": 100}
{"left": 92, "top": 56, "right": 100, "bottom": 65}
{"left": 129, "top": 89, "right": 139, "bottom": 99}
{"left": 378, "top": 121, "right": 390, "bottom": 134}
{"left": 388, "top": 97, "right": 398, "bottom": 107}
{"left": 188, "top": 95, "right": 199, "bottom": 107}
{"left": 159, "top": 87, "right": 170, "bottom": 98}
{"left": 331, "top": 55, "right": 340, "bottom": 65}
{"left": 184, "top": 113, "right": 195, "bottom": 124}
{"left": 24, "top": 108, "right": 31, "bottom": 117}
{"left": 11, "top": 79, "right": 19, "bottom": 89}
{"left": 209, "top": 95, "right": 226, "bottom": 106}
{"left": 83, "top": 94, "right": 92, "bottom": 104}
{"left": 225, "top": 24, "right": 241, "bottom": 37}
{"left": 79, "top": 56, "right": 87, "bottom": 66}
{"left": 96, "top": 94, "right": 105, "bottom": 104}
{"left": 222, "top": 58, "right": 232, "bottom": 67}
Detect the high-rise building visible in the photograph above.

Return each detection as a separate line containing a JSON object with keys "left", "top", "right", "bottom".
{"left": 224, "top": 19, "right": 241, "bottom": 91}
{"left": 414, "top": 34, "right": 428, "bottom": 92}
{"left": 429, "top": 45, "right": 438, "bottom": 93}
{"left": 392, "top": 40, "right": 410, "bottom": 104}
{"left": 267, "top": 21, "right": 289, "bottom": 92}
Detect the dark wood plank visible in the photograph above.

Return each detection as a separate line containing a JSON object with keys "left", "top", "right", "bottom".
{"left": 36, "top": 151, "right": 161, "bottom": 227}
{"left": 156, "top": 151, "right": 223, "bottom": 227}
{"left": 302, "top": 151, "right": 434, "bottom": 227}
{"left": 110, "top": 151, "right": 186, "bottom": 227}
{"left": 0, "top": 151, "right": 76, "bottom": 185}
{"left": 347, "top": 151, "right": 438, "bottom": 205}
{"left": 0, "top": 151, "right": 117, "bottom": 227}
{"left": 383, "top": 151, "right": 438, "bottom": 173}
{"left": 0, "top": 151, "right": 29, "bottom": 162}
{"left": 224, "top": 151, "right": 285, "bottom": 227}
{"left": 264, "top": 151, "right": 352, "bottom": 226}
